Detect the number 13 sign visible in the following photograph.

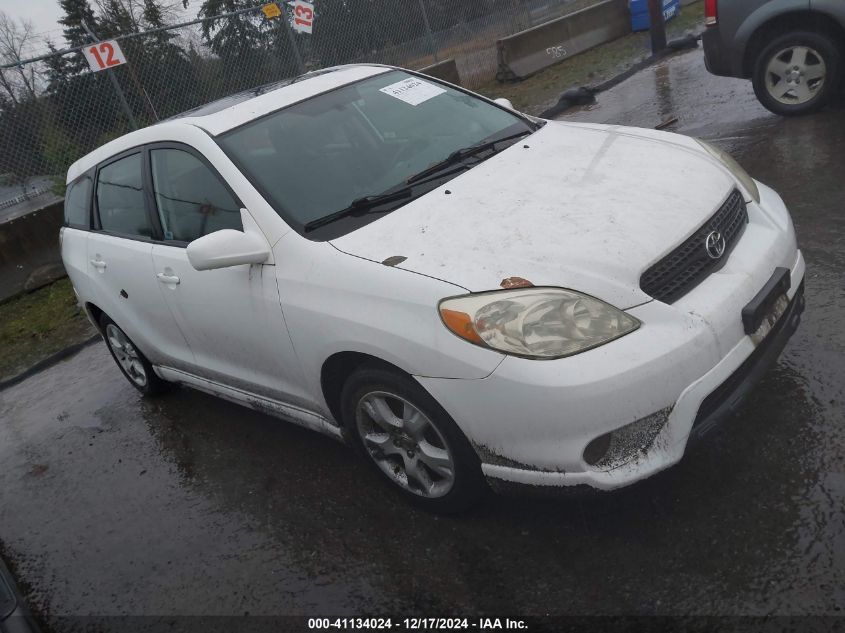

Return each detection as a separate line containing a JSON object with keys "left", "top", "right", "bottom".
{"left": 82, "top": 40, "right": 128, "bottom": 72}
{"left": 289, "top": 0, "right": 315, "bottom": 34}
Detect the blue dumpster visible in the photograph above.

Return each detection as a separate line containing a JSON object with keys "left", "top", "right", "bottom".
{"left": 629, "top": 0, "right": 681, "bottom": 32}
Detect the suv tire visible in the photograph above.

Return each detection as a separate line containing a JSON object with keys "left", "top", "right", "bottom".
{"left": 752, "top": 30, "right": 842, "bottom": 116}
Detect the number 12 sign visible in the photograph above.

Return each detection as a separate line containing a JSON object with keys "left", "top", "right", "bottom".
{"left": 289, "top": 0, "right": 315, "bottom": 34}
{"left": 82, "top": 40, "right": 128, "bottom": 72}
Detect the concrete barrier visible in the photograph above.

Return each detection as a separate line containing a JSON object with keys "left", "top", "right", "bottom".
{"left": 420, "top": 58, "right": 462, "bottom": 86}
{"left": 0, "top": 200, "right": 66, "bottom": 302}
{"left": 496, "top": 0, "right": 631, "bottom": 82}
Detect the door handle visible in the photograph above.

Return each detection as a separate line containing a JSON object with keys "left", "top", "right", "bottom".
{"left": 156, "top": 273, "right": 181, "bottom": 286}
{"left": 90, "top": 259, "right": 107, "bottom": 271}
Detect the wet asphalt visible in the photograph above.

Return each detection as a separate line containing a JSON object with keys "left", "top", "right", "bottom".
{"left": 0, "top": 50, "right": 843, "bottom": 626}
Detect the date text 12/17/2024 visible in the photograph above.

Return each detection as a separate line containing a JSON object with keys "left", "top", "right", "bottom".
{"left": 307, "top": 618, "right": 529, "bottom": 630}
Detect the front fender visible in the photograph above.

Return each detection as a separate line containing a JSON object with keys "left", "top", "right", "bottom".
{"left": 274, "top": 236, "right": 506, "bottom": 412}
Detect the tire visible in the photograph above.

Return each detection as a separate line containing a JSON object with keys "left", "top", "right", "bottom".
{"left": 752, "top": 30, "right": 842, "bottom": 116}
{"left": 100, "top": 314, "right": 171, "bottom": 396}
{"left": 340, "top": 365, "right": 488, "bottom": 514}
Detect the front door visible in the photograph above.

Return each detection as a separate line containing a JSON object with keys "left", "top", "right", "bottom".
{"left": 146, "top": 145, "right": 309, "bottom": 405}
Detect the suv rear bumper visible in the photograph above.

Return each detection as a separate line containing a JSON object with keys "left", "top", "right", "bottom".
{"left": 703, "top": 26, "right": 740, "bottom": 78}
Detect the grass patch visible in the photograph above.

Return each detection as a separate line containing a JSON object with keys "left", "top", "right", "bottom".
{"left": 475, "top": 1, "right": 705, "bottom": 114}
{"left": 0, "top": 278, "right": 96, "bottom": 381}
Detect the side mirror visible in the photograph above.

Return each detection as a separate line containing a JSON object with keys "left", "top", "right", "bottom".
{"left": 187, "top": 209, "right": 270, "bottom": 271}
{"left": 493, "top": 97, "right": 515, "bottom": 110}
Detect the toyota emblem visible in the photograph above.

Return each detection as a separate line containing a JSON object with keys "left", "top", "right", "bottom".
{"left": 705, "top": 231, "right": 727, "bottom": 260}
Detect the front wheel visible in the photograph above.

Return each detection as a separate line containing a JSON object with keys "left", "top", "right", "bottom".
{"left": 752, "top": 31, "right": 842, "bottom": 116}
{"left": 341, "top": 365, "right": 488, "bottom": 513}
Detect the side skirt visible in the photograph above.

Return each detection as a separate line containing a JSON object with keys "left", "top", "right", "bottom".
{"left": 155, "top": 366, "right": 344, "bottom": 441}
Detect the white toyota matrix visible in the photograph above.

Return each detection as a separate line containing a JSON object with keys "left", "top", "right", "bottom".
{"left": 61, "top": 66, "right": 805, "bottom": 512}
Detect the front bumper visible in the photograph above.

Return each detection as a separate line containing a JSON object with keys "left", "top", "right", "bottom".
{"left": 417, "top": 185, "right": 805, "bottom": 491}
{"left": 419, "top": 256, "right": 804, "bottom": 490}
{"left": 688, "top": 280, "right": 804, "bottom": 445}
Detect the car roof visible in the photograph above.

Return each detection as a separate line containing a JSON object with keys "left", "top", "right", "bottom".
{"left": 67, "top": 64, "right": 392, "bottom": 182}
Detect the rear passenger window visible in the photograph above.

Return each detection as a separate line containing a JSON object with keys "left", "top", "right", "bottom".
{"left": 150, "top": 149, "right": 242, "bottom": 243}
{"left": 96, "top": 154, "right": 152, "bottom": 238}
{"left": 64, "top": 176, "right": 92, "bottom": 228}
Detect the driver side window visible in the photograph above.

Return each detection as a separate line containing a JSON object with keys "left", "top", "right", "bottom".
{"left": 150, "top": 148, "right": 242, "bottom": 243}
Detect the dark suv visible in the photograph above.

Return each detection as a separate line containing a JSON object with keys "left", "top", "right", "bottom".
{"left": 702, "top": 0, "right": 844, "bottom": 115}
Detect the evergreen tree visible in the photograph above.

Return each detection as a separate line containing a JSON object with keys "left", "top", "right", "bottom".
{"left": 198, "top": 0, "right": 297, "bottom": 93}
{"left": 139, "top": 0, "right": 198, "bottom": 116}
{"left": 198, "top": 0, "right": 264, "bottom": 63}
{"left": 99, "top": 0, "right": 140, "bottom": 38}
{"left": 57, "top": 0, "right": 99, "bottom": 73}
{"left": 42, "top": 40, "right": 74, "bottom": 93}
{"left": 58, "top": 0, "right": 99, "bottom": 47}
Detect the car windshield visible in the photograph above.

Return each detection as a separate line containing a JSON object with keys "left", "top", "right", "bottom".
{"left": 217, "top": 70, "right": 533, "bottom": 238}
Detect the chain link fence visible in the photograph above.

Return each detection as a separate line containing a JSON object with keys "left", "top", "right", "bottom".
{"left": 0, "top": 0, "right": 591, "bottom": 211}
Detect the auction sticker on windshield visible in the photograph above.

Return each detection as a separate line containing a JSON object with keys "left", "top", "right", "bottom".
{"left": 379, "top": 77, "right": 446, "bottom": 106}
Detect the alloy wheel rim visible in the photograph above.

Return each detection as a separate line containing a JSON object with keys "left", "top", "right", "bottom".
{"left": 765, "top": 46, "right": 827, "bottom": 105}
{"left": 355, "top": 391, "right": 455, "bottom": 498}
{"left": 105, "top": 324, "right": 148, "bottom": 387}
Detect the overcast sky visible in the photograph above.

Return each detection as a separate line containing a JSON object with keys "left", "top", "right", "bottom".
{"left": 1, "top": 0, "right": 195, "bottom": 58}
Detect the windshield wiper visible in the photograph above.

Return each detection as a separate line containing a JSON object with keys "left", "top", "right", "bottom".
{"left": 405, "top": 130, "right": 532, "bottom": 185}
{"left": 303, "top": 161, "right": 479, "bottom": 233}
{"left": 303, "top": 130, "right": 532, "bottom": 233}
{"left": 303, "top": 189, "right": 413, "bottom": 232}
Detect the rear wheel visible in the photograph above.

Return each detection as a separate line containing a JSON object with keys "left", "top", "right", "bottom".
{"left": 752, "top": 31, "right": 841, "bottom": 116}
{"left": 100, "top": 315, "right": 171, "bottom": 396}
{"left": 341, "top": 365, "right": 488, "bottom": 513}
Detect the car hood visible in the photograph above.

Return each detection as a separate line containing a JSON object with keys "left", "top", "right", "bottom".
{"left": 330, "top": 121, "right": 738, "bottom": 308}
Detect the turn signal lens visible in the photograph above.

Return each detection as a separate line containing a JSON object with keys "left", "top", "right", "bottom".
{"left": 440, "top": 308, "right": 485, "bottom": 345}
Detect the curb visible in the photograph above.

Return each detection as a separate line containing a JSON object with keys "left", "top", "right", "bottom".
{"left": 0, "top": 334, "right": 101, "bottom": 393}
{"left": 0, "top": 271, "right": 69, "bottom": 308}
{"left": 538, "top": 33, "right": 703, "bottom": 118}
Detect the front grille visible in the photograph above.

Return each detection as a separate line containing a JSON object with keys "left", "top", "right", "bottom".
{"left": 640, "top": 190, "right": 748, "bottom": 304}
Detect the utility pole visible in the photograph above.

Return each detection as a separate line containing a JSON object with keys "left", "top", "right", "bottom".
{"left": 417, "top": 0, "right": 439, "bottom": 63}
{"left": 80, "top": 20, "right": 138, "bottom": 130}
{"left": 281, "top": 16, "right": 305, "bottom": 75}
{"left": 647, "top": 0, "right": 667, "bottom": 53}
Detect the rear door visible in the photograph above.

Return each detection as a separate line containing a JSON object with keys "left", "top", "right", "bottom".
{"left": 87, "top": 150, "right": 193, "bottom": 369}
{"left": 61, "top": 171, "right": 95, "bottom": 301}
{"left": 146, "top": 143, "right": 308, "bottom": 403}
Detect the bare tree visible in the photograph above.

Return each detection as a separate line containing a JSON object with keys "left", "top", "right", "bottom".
{"left": 0, "top": 12, "right": 40, "bottom": 101}
{"left": 92, "top": 0, "right": 182, "bottom": 34}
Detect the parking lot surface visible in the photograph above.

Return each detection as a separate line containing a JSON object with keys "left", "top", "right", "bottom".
{"left": 1, "top": 49, "right": 843, "bottom": 626}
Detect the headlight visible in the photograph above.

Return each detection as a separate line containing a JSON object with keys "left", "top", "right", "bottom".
{"left": 439, "top": 288, "right": 641, "bottom": 359}
{"left": 696, "top": 139, "right": 760, "bottom": 204}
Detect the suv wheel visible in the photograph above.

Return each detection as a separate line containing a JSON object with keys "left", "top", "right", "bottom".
{"left": 100, "top": 315, "right": 171, "bottom": 396}
{"left": 752, "top": 30, "right": 842, "bottom": 116}
{"left": 341, "top": 365, "right": 488, "bottom": 513}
